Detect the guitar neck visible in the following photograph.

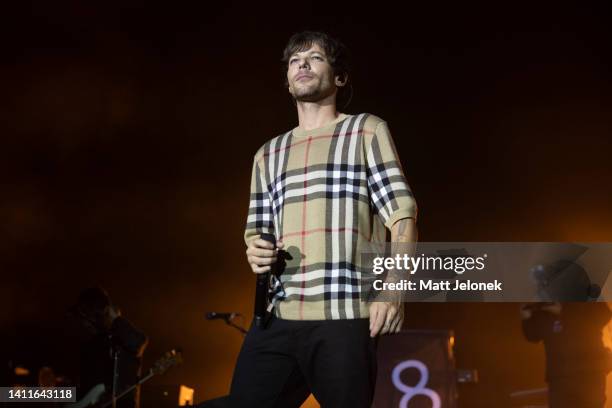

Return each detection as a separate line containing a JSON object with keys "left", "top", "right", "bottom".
{"left": 101, "top": 370, "right": 154, "bottom": 408}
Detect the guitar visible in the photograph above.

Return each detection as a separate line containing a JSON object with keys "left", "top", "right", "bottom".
{"left": 66, "top": 349, "right": 183, "bottom": 408}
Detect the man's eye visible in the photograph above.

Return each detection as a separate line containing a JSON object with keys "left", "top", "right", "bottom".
{"left": 312, "top": 56, "right": 323, "bottom": 61}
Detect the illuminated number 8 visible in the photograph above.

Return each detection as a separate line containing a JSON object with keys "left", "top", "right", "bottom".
{"left": 391, "top": 360, "right": 441, "bottom": 408}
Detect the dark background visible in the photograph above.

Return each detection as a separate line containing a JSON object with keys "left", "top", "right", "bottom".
{"left": 2, "top": 2, "right": 612, "bottom": 406}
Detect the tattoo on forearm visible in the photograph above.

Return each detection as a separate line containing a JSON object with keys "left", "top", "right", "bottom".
{"left": 397, "top": 218, "right": 408, "bottom": 235}
{"left": 393, "top": 218, "right": 414, "bottom": 243}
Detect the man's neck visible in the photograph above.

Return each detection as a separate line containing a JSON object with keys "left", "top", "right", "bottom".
{"left": 295, "top": 97, "right": 339, "bottom": 131}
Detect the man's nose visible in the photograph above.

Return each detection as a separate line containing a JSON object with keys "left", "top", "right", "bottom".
{"left": 298, "top": 58, "right": 310, "bottom": 69}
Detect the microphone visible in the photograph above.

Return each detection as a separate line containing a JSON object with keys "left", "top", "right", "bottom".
{"left": 206, "top": 312, "right": 239, "bottom": 321}
{"left": 254, "top": 233, "right": 276, "bottom": 328}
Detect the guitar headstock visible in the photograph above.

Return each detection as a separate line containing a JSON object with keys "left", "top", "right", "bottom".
{"left": 151, "top": 348, "right": 183, "bottom": 375}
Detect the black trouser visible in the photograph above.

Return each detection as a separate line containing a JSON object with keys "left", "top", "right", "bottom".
{"left": 229, "top": 315, "right": 378, "bottom": 408}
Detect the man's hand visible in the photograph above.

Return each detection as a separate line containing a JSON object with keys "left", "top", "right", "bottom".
{"left": 369, "top": 301, "right": 404, "bottom": 337}
{"left": 519, "top": 302, "right": 562, "bottom": 320}
{"left": 246, "top": 237, "right": 285, "bottom": 274}
{"left": 541, "top": 302, "right": 562, "bottom": 315}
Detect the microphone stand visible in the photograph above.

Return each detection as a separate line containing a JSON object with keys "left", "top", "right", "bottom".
{"left": 111, "top": 342, "right": 120, "bottom": 408}
{"left": 224, "top": 317, "right": 248, "bottom": 335}
{"left": 206, "top": 313, "right": 248, "bottom": 335}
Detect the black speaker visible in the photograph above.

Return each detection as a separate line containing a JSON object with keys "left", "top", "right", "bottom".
{"left": 373, "top": 330, "right": 457, "bottom": 407}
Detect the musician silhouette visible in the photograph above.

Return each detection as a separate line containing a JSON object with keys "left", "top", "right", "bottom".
{"left": 521, "top": 261, "right": 612, "bottom": 407}
{"left": 68, "top": 287, "right": 148, "bottom": 408}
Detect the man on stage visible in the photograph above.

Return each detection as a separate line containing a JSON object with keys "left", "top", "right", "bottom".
{"left": 231, "top": 31, "right": 418, "bottom": 407}
{"left": 70, "top": 287, "right": 148, "bottom": 408}
{"left": 521, "top": 302, "right": 612, "bottom": 407}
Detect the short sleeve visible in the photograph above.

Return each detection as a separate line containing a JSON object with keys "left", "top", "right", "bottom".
{"left": 244, "top": 155, "right": 275, "bottom": 246}
{"left": 366, "top": 121, "right": 417, "bottom": 229}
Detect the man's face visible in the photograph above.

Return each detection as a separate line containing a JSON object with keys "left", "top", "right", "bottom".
{"left": 287, "top": 43, "right": 339, "bottom": 103}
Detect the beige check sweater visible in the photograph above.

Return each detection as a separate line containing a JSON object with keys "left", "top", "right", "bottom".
{"left": 245, "top": 113, "right": 417, "bottom": 320}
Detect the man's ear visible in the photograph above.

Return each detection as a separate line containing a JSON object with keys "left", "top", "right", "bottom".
{"left": 335, "top": 74, "right": 347, "bottom": 87}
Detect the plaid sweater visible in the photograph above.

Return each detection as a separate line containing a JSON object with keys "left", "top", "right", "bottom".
{"left": 245, "top": 113, "right": 417, "bottom": 320}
